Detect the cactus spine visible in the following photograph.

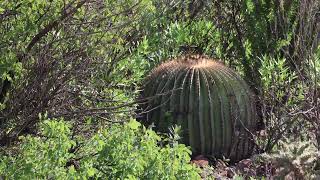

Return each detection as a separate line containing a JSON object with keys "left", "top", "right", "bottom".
{"left": 139, "top": 55, "right": 257, "bottom": 161}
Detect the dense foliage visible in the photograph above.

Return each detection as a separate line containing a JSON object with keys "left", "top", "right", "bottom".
{"left": 0, "top": 118, "right": 200, "bottom": 179}
{"left": 0, "top": 0, "right": 319, "bottom": 179}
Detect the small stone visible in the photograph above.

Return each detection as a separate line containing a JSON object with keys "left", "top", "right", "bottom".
{"left": 191, "top": 155, "right": 209, "bottom": 168}
{"left": 237, "top": 159, "right": 252, "bottom": 170}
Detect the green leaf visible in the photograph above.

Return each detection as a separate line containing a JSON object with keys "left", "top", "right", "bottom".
{"left": 87, "top": 167, "right": 96, "bottom": 177}
{"left": 127, "top": 119, "right": 141, "bottom": 130}
{"left": 245, "top": 0, "right": 254, "bottom": 12}
{"left": 0, "top": 7, "right": 5, "bottom": 13}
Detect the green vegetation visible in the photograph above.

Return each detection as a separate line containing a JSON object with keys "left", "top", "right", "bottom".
{"left": 0, "top": 0, "right": 319, "bottom": 179}
{"left": 0, "top": 118, "right": 200, "bottom": 179}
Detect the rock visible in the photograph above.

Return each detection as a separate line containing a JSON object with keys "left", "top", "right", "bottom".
{"left": 237, "top": 159, "right": 252, "bottom": 170}
{"left": 191, "top": 155, "right": 209, "bottom": 168}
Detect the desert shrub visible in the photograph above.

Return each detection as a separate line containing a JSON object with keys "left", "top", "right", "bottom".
{"left": 0, "top": 118, "right": 200, "bottom": 179}
{"left": 261, "top": 140, "right": 320, "bottom": 179}
{"left": 0, "top": 119, "right": 78, "bottom": 179}
{"left": 0, "top": 0, "right": 158, "bottom": 145}
{"left": 304, "top": 46, "right": 320, "bottom": 148}
{"left": 257, "top": 55, "right": 307, "bottom": 151}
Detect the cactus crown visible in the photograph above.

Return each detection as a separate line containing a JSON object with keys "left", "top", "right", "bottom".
{"left": 138, "top": 54, "right": 257, "bottom": 162}
{"left": 150, "top": 54, "right": 218, "bottom": 73}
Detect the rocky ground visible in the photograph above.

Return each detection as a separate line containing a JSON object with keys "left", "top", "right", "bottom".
{"left": 191, "top": 155, "right": 276, "bottom": 179}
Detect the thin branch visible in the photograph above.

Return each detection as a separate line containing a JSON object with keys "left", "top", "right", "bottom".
{"left": 25, "top": 0, "right": 88, "bottom": 54}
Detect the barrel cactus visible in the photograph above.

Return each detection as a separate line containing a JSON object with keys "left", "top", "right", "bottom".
{"left": 138, "top": 54, "right": 257, "bottom": 161}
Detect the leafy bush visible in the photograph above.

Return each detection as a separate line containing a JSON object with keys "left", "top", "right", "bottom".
{"left": 0, "top": 119, "right": 77, "bottom": 178}
{"left": 0, "top": 118, "right": 200, "bottom": 179}
{"left": 258, "top": 55, "right": 306, "bottom": 151}
{"left": 259, "top": 56, "right": 304, "bottom": 107}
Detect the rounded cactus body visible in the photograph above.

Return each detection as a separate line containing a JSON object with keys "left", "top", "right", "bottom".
{"left": 138, "top": 54, "right": 257, "bottom": 161}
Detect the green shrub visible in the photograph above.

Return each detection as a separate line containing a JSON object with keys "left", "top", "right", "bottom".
{"left": 258, "top": 55, "right": 306, "bottom": 151}
{"left": 0, "top": 118, "right": 200, "bottom": 179}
